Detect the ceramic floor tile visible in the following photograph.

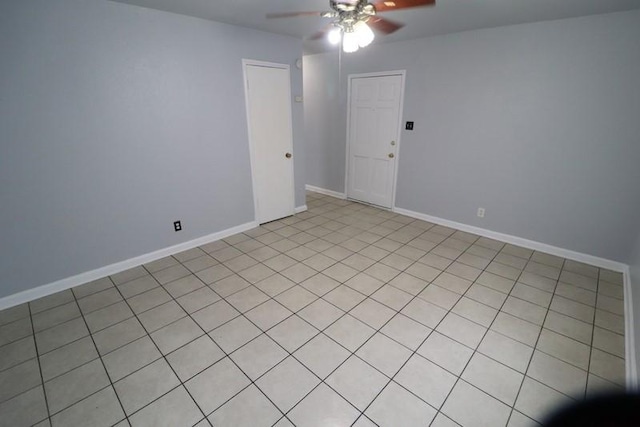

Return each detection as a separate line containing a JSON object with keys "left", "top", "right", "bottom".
{"left": 323, "top": 285, "right": 366, "bottom": 311}
{"left": 166, "top": 335, "right": 225, "bottom": 382}
{"left": 349, "top": 298, "right": 395, "bottom": 330}
{"left": 536, "top": 329, "right": 590, "bottom": 370}
{"left": 344, "top": 273, "right": 385, "bottom": 295}
{"left": 127, "top": 287, "right": 172, "bottom": 315}
{"left": 464, "top": 284, "right": 507, "bottom": 309}
{"left": 129, "top": 386, "right": 203, "bottom": 427}
{"left": 380, "top": 313, "right": 431, "bottom": 351}
{"left": 300, "top": 273, "right": 341, "bottom": 297}
{"left": 45, "top": 358, "right": 110, "bottom": 414}
{"left": 230, "top": 334, "right": 287, "bottom": 380}
{"left": 510, "top": 283, "right": 553, "bottom": 308}
{"left": 39, "top": 336, "right": 98, "bottom": 381}
{"left": 324, "top": 314, "right": 375, "bottom": 352}
{"left": 451, "top": 297, "right": 498, "bottom": 328}
{"left": 209, "top": 385, "right": 281, "bottom": 427}
{"left": 515, "top": 377, "right": 572, "bottom": 423}
{"left": 275, "top": 286, "right": 318, "bottom": 312}
{"left": 491, "top": 312, "right": 541, "bottom": 347}
{"left": 287, "top": 383, "right": 359, "bottom": 427}
{"left": 477, "top": 330, "right": 533, "bottom": 373}
{"left": 0, "top": 385, "right": 48, "bottom": 427}
{"left": 267, "top": 315, "right": 319, "bottom": 352}
{"left": 442, "top": 381, "right": 511, "bottom": 427}
{"left": 84, "top": 301, "right": 134, "bottom": 333}
{"left": 526, "top": 351, "right": 587, "bottom": 397}
{"left": 326, "top": 356, "right": 388, "bottom": 411}
{"left": 436, "top": 313, "right": 487, "bottom": 349}
{"left": 589, "top": 348, "right": 625, "bottom": 387}
{"left": 117, "top": 276, "right": 159, "bottom": 300}
{"left": 395, "top": 354, "right": 457, "bottom": 408}
{"left": 71, "top": 277, "right": 114, "bottom": 300}
{"left": 210, "top": 275, "right": 252, "bottom": 298}
{"left": 209, "top": 316, "right": 261, "bottom": 353}
{"left": 502, "top": 297, "right": 547, "bottom": 325}
{"left": 366, "top": 381, "right": 437, "bottom": 427}
{"left": 0, "top": 358, "right": 42, "bottom": 403}
{"left": 417, "top": 331, "right": 474, "bottom": 376}
{"left": 245, "top": 299, "right": 292, "bottom": 331}
{"left": 400, "top": 298, "right": 448, "bottom": 329}
{"left": 162, "top": 275, "right": 205, "bottom": 299}
{"left": 137, "top": 301, "right": 186, "bottom": 333}
{"left": 92, "top": 317, "right": 146, "bottom": 356}
{"left": 254, "top": 274, "right": 296, "bottom": 297}
{"left": 102, "top": 336, "right": 161, "bottom": 382}
{"left": 0, "top": 335, "right": 36, "bottom": 372}
{"left": 50, "top": 386, "right": 125, "bottom": 427}
{"left": 176, "top": 287, "right": 221, "bottom": 314}
{"left": 592, "top": 326, "right": 624, "bottom": 358}
{"left": 185, "top": 357, "right": 250, "bottom": 415}
{"left": 30, "top": 290, "right": 75, "bottom": 315}
{"left": 226, "top": 286, "right": 270, "bottom": 313}
{"left": 191, "top": 300, "right": 240, "bottom": 332}
{"left": 114, "top": 358, "right": 180, "bottom": 415}
{"left": 36, "top": 317, "right": 89, "bottom": 355}
{"left": 32, "top": 302, "right": 81, "bottom": 333}
{"left": 294, "top": 333, "right": 350, "bottom": 379}
{"left": 256, "top": 356, "right": 319, "bottom": 413}
{"left": 298, "top": 298, "right": 344, "bottom": 330}
{"left": 461, "top": 353, "right": 523, "bottom": 405}
{"left": 356, "top": 332, "right": 412, "bottom": 377}
{"left": 370, "top": 285, "right": 413, "bottom": 311}
{"left": 418, "top": 284, "right": 461, "bottom": 310}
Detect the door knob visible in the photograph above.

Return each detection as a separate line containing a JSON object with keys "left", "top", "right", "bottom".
{"left": 285, "top": 153, "right": 292, "bottom": 158}
{"left": 388, "top": 153, "right": 395, "bottom": 158}
{"left": 391, "top": 141, "right": 396, "bottom": 146}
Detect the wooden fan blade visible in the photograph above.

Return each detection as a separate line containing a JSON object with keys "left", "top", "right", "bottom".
{"left": 309, "top": 27, "right": 330, "bottom": 40}
{"left": 368, "top": 16, "right": 404, "bottom": 34}
{"left": 266, "top": 11, "right": 324, "bottom": 19}
{"left": 372, "top": 0, "right": 435, "bottom": 13}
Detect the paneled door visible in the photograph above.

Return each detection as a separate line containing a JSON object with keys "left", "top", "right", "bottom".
{"left": 347, "top": 73, "right": 404, "bottom": 208}
{"left": 243, "top": 61, "right": 295, "bottom": 224}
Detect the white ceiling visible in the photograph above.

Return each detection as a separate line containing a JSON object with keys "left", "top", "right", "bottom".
{"left": 110, "top": 0, "right": 640, "bottom": 53}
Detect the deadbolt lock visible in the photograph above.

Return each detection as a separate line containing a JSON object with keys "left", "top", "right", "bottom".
{"left": 391, "top": 141, "right": 396, "bottom": 146}
{"left": 388, "top": 153, "right": 395, "bottom": 159}
{"left": 285, "top": 153, "right": 292, "bottom": 158}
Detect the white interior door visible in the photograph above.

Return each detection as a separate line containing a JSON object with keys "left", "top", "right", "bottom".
{"left": 244, "top": 61, "right": 295, "bottom": 224}
{"left": 347, "top": 73, "right": 404, "bottom": 208}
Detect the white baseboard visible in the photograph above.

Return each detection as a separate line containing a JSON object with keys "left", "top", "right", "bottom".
{"left": 295, "top": 205, "right": 308, "bottom": 214}
{"left": 0, "top": 221, "right": 258, "bottom": 311}
{"left": 394, "top": 205, "right": 637, "bottom": 389}
{"left": 393, "top": 207, "right": 626, "bottom": 273}
{"left": 305, "top": 185, "right": 346, "bottom": 200}
{"left": 623, "top": 266, "right": 638, "bottom": 390}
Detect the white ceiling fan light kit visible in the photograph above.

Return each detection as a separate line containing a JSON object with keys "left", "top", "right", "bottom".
{"left": 267, "top": 0, "right": 436, "bottom": 53}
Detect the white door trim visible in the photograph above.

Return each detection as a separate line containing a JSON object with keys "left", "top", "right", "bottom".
{"left": 242, "top": 59, "right": 295, "bottom": 223}
{"left": 344, "top": 70, "right": 406, "bottom": 209}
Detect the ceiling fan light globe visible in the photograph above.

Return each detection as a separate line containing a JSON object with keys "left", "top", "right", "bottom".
{"left": 354, "top": 21, "right": 374, "bottom": 47}
{"left": 328, "top": 28, "right": 342, "bottom": 45}
{"left": 342, "top": 31, "right": 359, "bottom": 53}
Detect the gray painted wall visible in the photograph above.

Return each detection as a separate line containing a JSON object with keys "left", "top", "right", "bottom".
{"left": 0, "top": 0, "right": 305, "bottom": 298}
{"left": 630, "top": 233, "right": 640, "bottom": 382}
{"left": 304, "top": 10, "right": 640, "bottom": 262}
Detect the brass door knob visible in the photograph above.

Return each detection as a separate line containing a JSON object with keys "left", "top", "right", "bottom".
{"left": 388, "top": 153, "right": 395, "bottom": 158}
{"left": 285, "top": 153, "right": 292, "bottom": 158}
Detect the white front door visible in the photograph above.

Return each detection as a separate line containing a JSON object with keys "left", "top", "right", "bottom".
{"left": 347, "top": 73, "right": 404, "bottom": 208}
{"left": 243, "top": 61, "right": 295, "bottom": 224}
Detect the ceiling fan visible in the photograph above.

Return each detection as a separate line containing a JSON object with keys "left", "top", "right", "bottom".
{"left": 267, "top": 0, "right": 436, "bottom": 53}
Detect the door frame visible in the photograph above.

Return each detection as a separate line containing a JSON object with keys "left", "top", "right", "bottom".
{"left": 344, "top": 70, "right": 406, "bottom": 209}
{"left": 242, "top": 59, "right": 295, "bottom": 223}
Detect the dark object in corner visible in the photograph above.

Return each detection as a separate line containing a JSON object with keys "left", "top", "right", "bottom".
{"left": 542, "top": 392, "right": 640, "bottom": 427}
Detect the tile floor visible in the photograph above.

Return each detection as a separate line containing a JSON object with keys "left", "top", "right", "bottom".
{"left": 0, "top": 191, "right": 627, "bottom": 427}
